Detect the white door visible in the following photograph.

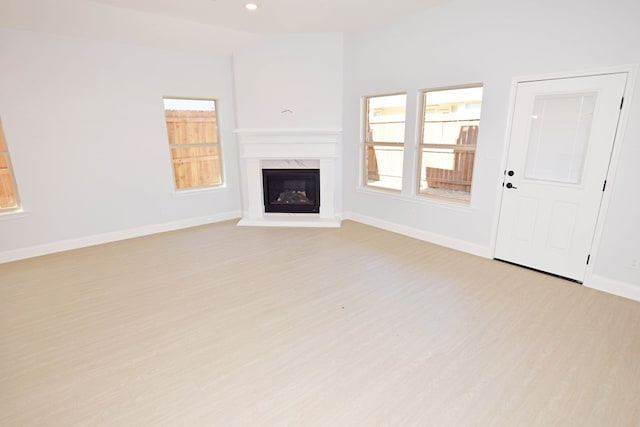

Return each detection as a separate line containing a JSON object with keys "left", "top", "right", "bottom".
{"left": 495, "top": 73, "right": 627, "bottom": 282}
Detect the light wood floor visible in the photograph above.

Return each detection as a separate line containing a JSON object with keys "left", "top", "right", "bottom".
{"left": 1, "top": 220, "right": 639, "bottom": 426}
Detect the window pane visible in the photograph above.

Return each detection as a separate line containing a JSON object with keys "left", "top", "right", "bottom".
{"left": 0, "top": 154, "right": 18, "bottom": 209}
{"left": 165, "top": 116, "right": 218, "bottom": 144}
{"left": 170, "top": 145, "right": 221, "bottom": 188}
{"left": 364, "top": 94, "right": 406, "bottom": 191}
{"left": 163, "top": 98, "right": 215, "bottom": 111}
{"left": 419, "top": 147, "right": 475, "bottom": 202}
{"left": 367, "top": 123, "right": 405, "bottom": 143}
{"left": 163, "top": 98, "right": 222, "bottom": 190}
{"left": 422, "top": 120, "right": 480, "bottom": 145}
{"left": 0, "top": 119, "right": 20, "bottom": 211}
{"left": 164, "top": 99, "right": 218, "bottom": 145}
{"left": 368, "top": 94, "right": 407, "bottom": 122}
{"left": 366, "top": 144, "right": 404, "bottom": 191}
{"left": 418, "top": 86, "right": 482, "bottom": 202}
{"left": 524, "top": 93, "right": 596, "bottom": 184}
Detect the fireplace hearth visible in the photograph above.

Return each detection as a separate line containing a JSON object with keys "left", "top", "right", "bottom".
{"left": 262, "top": 169, "right": 320, "bottom": 214}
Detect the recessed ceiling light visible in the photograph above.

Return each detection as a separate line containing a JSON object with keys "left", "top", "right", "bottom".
{"left": 245, "top": 3, "right": 258, "bottom": 11}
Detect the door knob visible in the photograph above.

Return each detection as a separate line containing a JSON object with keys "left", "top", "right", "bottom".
{"left": 506, "top": 182, "right": 517, "bottom": 189}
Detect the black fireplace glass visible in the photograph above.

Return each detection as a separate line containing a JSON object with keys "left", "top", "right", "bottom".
{"left": 262, "top": 169, "right": 320, "bottom": 213}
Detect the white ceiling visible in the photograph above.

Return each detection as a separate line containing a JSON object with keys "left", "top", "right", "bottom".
{"left": 84, "top": 0, "right": 447, "bottom": 34}
{"left": 0, "top": 0, "right": 448, "bottom": 55}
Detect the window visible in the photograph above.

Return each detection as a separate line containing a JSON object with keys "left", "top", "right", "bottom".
{"left": 0, "top": 117, "right": 20, "bottom": 212}
{"left": 163, "top": 98, "right": 223, "bottom": 190}
{"left": 418, "top": 86, "right": 483, "bottom": 203}
{"left": 363, "top": 93, "right": 407, "bottom": 191}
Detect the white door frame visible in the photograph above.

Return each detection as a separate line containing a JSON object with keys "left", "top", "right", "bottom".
{"left": 490, "top": 65, "right": 637, "bottom": 294}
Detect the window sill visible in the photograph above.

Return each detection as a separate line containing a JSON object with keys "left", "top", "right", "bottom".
{"left": 0, "top": 209, "right": 30, "bottom": 220}
{"left": 171, "top": 185, "right": 230, "bottom": 198}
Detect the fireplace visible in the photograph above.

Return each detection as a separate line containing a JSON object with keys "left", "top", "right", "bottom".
{"left": 236, "top": 129, "right": 340, "bottom": 227}
{"left": 262, "top": 169, "right": 320, "bottom": 214}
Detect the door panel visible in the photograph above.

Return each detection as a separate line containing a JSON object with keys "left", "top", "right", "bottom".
{"left": 514, "top": 197, "right": 538, "bottom": 242}
{"left": 548, "top": 202, "right": 577, "bottom": 250}
{"left": 495, "top": 73, "right": 626, "bottom": 282}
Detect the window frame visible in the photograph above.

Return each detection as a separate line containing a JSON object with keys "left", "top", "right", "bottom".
{"left": 416, "top": 84, "right": 483, "bottom": 204}
{"left": 362, "top": 92, "right": 407, "bottom": 193}
{"left": 163, "top": 97, "right": 224, "bottom": 192}
{"left": 0, "top": 117, "right": 21, "bottom": 213}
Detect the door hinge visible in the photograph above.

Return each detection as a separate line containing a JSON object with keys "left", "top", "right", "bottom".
{"left": 620, "top": 97, "right": 624, "bottom": 109}
{"left": 603, "top": 180, "right": 607, "bottom": 191}
{"left": 586, "top": 254, "right": 591, "bottom": 265}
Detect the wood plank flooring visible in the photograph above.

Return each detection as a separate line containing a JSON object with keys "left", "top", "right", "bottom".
{"left": 1, "top": 220, "right": 639, "bottom": 426}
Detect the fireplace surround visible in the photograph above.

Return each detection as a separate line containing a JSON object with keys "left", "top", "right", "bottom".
{"left": 236, "top": 129, "right": 341, "bottom": 227}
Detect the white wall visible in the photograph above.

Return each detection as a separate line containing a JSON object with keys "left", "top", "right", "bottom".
{"left": 233, "top": 33, "right": 344, "bottom": 130}
{"left": 0, "top": 28, "right": 242, "bottom": 259}
{"left": 232, "top": 33, "right": 344, "bottom": 215}
{"left": 342, "top": 0, "right": 640, "bottom": 293}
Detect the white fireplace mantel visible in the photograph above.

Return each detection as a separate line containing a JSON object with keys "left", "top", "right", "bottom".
{"left": 236, "top": 129, "right": 342, "bottom": 227}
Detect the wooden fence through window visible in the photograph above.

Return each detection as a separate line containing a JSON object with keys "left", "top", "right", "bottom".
{"left": 164, "top": 109, "right": 222, "bottom": 189}
{"left": 0, "top": 119, "right": 18, "bottom": 209}
{"left": 424, "top": 125, "right": 478, "bottom": 193}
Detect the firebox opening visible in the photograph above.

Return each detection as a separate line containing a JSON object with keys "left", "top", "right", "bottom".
{"left": 262, "top": 169, "right": 320, "bottom": 214}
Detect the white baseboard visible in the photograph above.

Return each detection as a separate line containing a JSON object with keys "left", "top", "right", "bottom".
{"left": 0, "top": 211, "right": 242, "bottom": 264}
{"left": 584, "top": 274, "right": 640, "bottom": 302}
{"left": 344, "top": 211, "right": 492, "bottom": 259}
